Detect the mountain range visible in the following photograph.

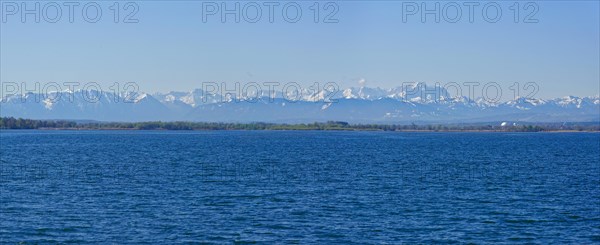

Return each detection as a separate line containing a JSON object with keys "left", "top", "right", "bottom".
{"left": 1, "top": 83, "right": 598, "bottom": 123}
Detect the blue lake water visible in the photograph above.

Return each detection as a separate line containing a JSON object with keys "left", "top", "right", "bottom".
{"left": 1, "top": 130, "right": 599, "bottom": 243}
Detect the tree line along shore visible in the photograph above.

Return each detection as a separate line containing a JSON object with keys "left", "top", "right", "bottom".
{"left": 0, "top": 117, "right": 598, "bottom": 132}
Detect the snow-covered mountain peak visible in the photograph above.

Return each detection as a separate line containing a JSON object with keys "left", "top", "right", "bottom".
{"left": 2, "top": 85, "right": 599, "bottom": 123}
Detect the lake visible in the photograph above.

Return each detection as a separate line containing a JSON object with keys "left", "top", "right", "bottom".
{"left": 1, "top": 130, "right": 599, "bottom": 243}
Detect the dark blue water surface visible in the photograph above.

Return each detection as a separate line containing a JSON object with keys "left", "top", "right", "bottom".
{"left": 1, "top": 130, "right": 599, "bottom": 243}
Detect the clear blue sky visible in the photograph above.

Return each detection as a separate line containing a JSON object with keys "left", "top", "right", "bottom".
{"left": 1, "top": 1, "right": 598, "bottom": 99}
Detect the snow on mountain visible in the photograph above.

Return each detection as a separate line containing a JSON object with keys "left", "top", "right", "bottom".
{"left": 1, "top": 90, "right": 171, "bottom": 121}
{"left": 154, "top": 89, "right": 222, "bottom": 107}
{"left": 339, "top": 83, "right": 452, "bottom": 102}
{"left": 1, "top": 87, "right": 599, "bottom": 123}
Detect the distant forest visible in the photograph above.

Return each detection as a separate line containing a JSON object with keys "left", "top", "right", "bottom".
{"left": 0, "top": 117, "right": 599, "bottom": 132}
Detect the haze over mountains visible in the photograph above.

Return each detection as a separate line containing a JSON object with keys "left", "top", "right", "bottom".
{"left": 1, "top": 83, "right": 599, "bottom": 123}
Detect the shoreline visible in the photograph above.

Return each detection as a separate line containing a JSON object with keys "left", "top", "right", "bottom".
{"left": 2, "top": 117, "right": 598, "bottom": 132}
{"left": 1, "top": 128, "right": 598, "bottom": 133}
